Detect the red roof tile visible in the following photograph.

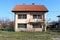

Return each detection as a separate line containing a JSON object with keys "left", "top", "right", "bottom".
{"left": 12, "top": 5, "right": 48, "bottom": 12}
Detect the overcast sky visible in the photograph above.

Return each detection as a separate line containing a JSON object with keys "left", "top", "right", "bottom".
{"left": 0, "top": 0, "right": 60, "bottom": 22}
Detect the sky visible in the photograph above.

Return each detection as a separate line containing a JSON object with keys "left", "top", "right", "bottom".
{"left": 0, "top": 0, "right": 60, "bottom": 22}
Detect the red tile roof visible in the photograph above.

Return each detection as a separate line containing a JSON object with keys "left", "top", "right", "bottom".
{"left": 12, "top": 5, "right": 48, "bottom": 12}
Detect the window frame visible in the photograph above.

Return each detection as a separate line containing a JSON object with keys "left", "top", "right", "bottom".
{"left": 33, "top": 23, "right": 42, "bottom": 28}
{"left": 18, "top": 14, "right": 27, "bottom": 19}
{"left": 18, "top": 23, "right": 27, "bottom": 28}
{"left": 33, "top": 14, "right": 42, "bottom": 19}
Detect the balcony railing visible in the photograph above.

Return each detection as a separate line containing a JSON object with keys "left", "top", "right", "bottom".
{"left": 27, "top": 19, "right": 43, "bottom": 23}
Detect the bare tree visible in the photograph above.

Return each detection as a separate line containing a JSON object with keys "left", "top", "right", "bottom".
{"left": 0, "top": 18, "right": 14, "bottom": 31}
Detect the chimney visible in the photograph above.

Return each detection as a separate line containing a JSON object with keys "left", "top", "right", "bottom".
{"left": 32, "top": 3, "right": 35, "bottom": 5}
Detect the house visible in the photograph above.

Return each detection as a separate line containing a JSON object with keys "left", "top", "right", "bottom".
{"left": 57, "top": 15, "right": 60, "bottom": 29}
{"left": 57, "top": 15, "right": 60, "bottom": 22}
{"left": 12, "top": 4, "right": 48, "bottom": 32}
{"left": 46, "top": 15, "right": 60, "bottom": 30}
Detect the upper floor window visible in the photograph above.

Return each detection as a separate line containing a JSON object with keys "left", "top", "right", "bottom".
{"left": 18, "top": 14, "right": 27, "bottom": 19}
{"left": 33, "top": 14, "right": 42, "bottom": 19}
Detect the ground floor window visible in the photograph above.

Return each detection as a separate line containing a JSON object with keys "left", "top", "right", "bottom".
{"left": 33, "top": 23, "right": 42, "bottom": 28}
{"left": 18, "top": 23, "right": 27, "bottom": 28}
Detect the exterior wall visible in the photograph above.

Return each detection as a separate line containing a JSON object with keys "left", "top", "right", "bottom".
{"left": 57, "top": 17, "right": 60, "bottom": 29}
{"left": 14, "top": 12, "right": 46, "bottom": 32}
{"left": 58, "top": 17, "right": 60, "bottom": 21}
{"left": 41, "top": 13, "right": 46, "bottom": 32}
{"left": 27, "top": 23, "right": 43, "bottom": 32}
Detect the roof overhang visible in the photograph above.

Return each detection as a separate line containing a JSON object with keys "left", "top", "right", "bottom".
{"left": 12, "top": 10, "right": 48, "bottom": 12}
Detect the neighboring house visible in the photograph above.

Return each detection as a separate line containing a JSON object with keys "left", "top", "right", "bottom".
{"left": 12, "top": 4, "right": 48, "bottom": 32}
{"left": 46, "top": 21, "right": 58, "bottom": 30}
{"left": 57, "top": 15, "right": 60, "bottom": 29}
{"left": 57, "top": 15, "right": 60, "bottom": 22}
{"left": 46, "top": 15, "right": 60, "bottom": 30}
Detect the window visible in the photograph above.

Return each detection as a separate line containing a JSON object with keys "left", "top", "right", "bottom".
{"left": 33, "top": 14, "right": 42, "bottom": 19}
{"left": 33, "top": 23, "right": 42, "bottom": 28}
{"left": 18, "top": 24, "right": 27, "bottom": 28}
{"left": 33, "top": 15, "right": 37, "bottom": 19}
{"left": 38, "top": 15, "right": 42, "bottom": 19}
{"left": 18, "top": 14, "right": 27, "bottom": 19}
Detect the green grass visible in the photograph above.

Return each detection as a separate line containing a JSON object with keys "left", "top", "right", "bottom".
{"left": 0, "top": 31, "right": 60, "bottom": 36}
{"left": 0, "top": 37, "right": 51, "bottom": 40}
{"left": 0, "top": 31, "right": 60, "bottom": 40}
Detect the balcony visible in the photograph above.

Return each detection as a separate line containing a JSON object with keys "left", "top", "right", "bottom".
{"left": 28, "top": 19, "right": 43, "bottom": 23}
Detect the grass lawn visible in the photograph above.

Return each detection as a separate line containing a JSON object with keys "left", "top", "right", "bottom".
{"left": 0, "top": 37, "right": 51, "bottom": 40}
{"left": 0, "top": 31, "right": 60, "bottom": 40}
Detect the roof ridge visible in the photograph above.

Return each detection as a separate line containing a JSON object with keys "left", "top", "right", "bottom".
{"left": 16, "top": 4, "right": 45, "bottom": 6}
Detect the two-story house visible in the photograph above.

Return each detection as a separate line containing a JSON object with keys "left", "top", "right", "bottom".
{"left": 12, "top": 4, "right": 48, "bottom": 32}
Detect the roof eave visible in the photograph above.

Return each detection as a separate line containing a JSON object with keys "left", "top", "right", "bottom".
{"left": 57, "top": 15, "right": 60, "bottom": 17}
{"left": 12, "top": 10, "right": 48, "bottom": 12}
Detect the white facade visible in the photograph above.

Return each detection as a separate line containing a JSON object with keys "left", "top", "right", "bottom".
{"left": 14, "top": 12, "right": 46, "bottom": 32}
